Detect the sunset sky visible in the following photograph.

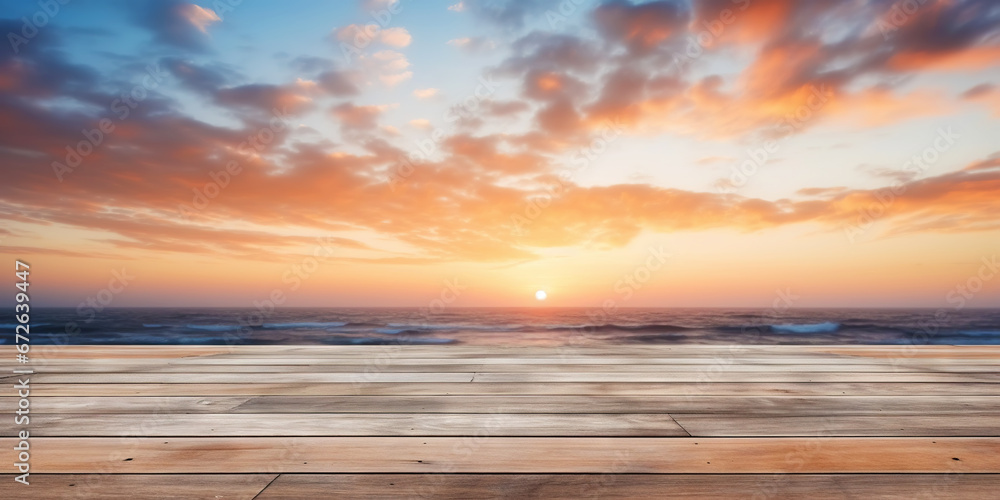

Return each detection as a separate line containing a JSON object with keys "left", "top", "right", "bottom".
{"left": 1, "top": 0, "right": 999, "bottom": 308}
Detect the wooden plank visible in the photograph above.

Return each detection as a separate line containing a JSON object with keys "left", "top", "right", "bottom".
{"left": 471, "top": 372, "right": 1000, "bottom": 383}
{"left": 30, "top": 363, "right": 1000, "bottom": 374}
{"left": 1, "top": 413, "right": 688, "bottom": 437}
{"left": 18, "top": 371, "right": 1000, "bottom": 383}
{"left": 32, "top": 355, "right": 930, "bottom": 365}
{"left": 29, "top": 382, "right": 1000, "bottom": 397}
{"left": 20, "top": 373, "right": 478, "bottom": 383}
{"left": 20, "top": 437, "right": 1000, "bottom": 473}
{"left": 672, "top": 414, "right": 1000, "bottom": 437}
{"left": 229, "top": 395, "right": 1000, "bottom": 415}
{"left": 9, "top": 395, "right": 999, "bottom": 415}
{"left": 0, "top": 474, "right": 275, "bottom": 499}
{"left": 27, "top": 362, "right": 1000, "bottom": 373}
{"left": 255, "top": 473, "right": 1000, "bottom": 500}
{"left": 0, "top": 397, "right": 251, "bottom": 414}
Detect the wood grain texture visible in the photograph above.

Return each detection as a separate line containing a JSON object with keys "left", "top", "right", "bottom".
{"left": 8, "top": 395, "right": 998, "bottom": 415}
{"left": 28, "top": 363, "right": 1000, "bottom": 373}
{"left": 4, "top": 344, "right": 998, "bottom": 498}
{"left": 29, "top": 381, "right": 1000, "bottom": 397}
{"left": 254, "top": 474, "right": 1000, "bottom": 500}
{"left": 19, "top": 371, "right": 1000, "bottom": 383}
{"left": 671, "top": 414, "right": 1000, "bottom": 436}
{"left": 0, "top": 474, "right": 275, "bottom": 499}
{"left": 18, "top": 437, "right": 1000, "bottom": 473}
{"left": 2, "top": 413, "right": 688, "bottom": 437}
{"left": 229, "top": 395, "right": 1000, "bottom": 415}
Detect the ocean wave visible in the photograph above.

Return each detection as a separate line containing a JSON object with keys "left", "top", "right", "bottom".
{"left": 955, "top": 330, "right": 1000, "bottom": 337}
{"left": 770, "top": 322, "right": 841, "bottom": 334}
{"left": 375, "top": 328, "right": 409, "bottom": 335}
{"left": 262, "top": 322, "right": 349, "bottom": 329}
{"left": 347, "top": 337, "right": 455, "bottom": 345}
{"left": 546, "top": 323, "right": 693, "bottom": 333}
{"left": 184, "top": 324, "right": 240, "bottom": 332}
{"left": 385, "top": 323, "right": 524, "bottom": 332}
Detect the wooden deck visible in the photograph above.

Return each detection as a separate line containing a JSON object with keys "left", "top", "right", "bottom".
{"left": 3, "top": 344, "right": 1000, "bottom": 498}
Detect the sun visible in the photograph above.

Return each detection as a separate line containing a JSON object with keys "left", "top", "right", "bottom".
{"left": 535, "top": 290, "right": 547, "bottom": 301}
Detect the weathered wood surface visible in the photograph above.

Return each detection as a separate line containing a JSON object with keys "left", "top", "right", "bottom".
{"left": 18, "top": 371, "right": 1000, "bottom": 383}
{"left": 6, "top": 394, "right": 999, "bottom": 415}
{"left": 2, "top": 344, "right": 998, "bottom": 498}
{"left": 28, "top": 381, "right": 1000, "bottom": 396}
{"left": 252, "top": 474, "right": 1000, "bottom": 499}
{"left": 2, "top": 413, "right": 688, "bottom": 437}
{"left": 6, "top": 474, "right": 999, "bottom": 499}
{"left": 0, "top": 474, "right": 276, "bottom": 499}
{"left": 21, "top": 437, "right": 1000, "bottom": 473}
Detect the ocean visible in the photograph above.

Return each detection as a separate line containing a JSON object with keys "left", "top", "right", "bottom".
{"left": 11, "top": 307, "right": 1000, "bottom": 346}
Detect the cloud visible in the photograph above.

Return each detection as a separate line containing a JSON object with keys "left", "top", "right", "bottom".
{"left": 412, "top": 88, "right": 439, "bottom": 99}
{"left": 334, "top": 24, "right": 412, "bottom": 48}
{"left": 447, "top": 36, "right": 495, "bottom": 52}
{"left": 409, "top": 118, "right": 432, "bottom": 130}
{"left": 3, "top": 64, "right": 998, "bottom": 263}
{"left": 132, "top": 0, "right": 222, "bottom": 50}
{"left": 4, "top": 2, "right": 1000, "bottom": 267}
{"left": 161, "top": 57, "right": 234, "bottom": 92}
{"left": 592, "top": 0, "right": 690, "bottom": 55}
{"left": 696, "top": 156, "right": 735, "bottom": 166}
{"left": 459, "top": 0, "right": 561, "bottom": 30}
{"left": 364, "top": 50, "right": 412, "bottom": 87}
{"left": 960, "top": 83, "right": 1000, "bottom": 116}
{"left": 215, "top": 84, "right": 313, "bottom": 116}
{"left": 162, "top": 59, "right": 316, "bottom": 118}
{"left": 379, "top": 71, "right": 413, "bottom": 86}
{"left": 362, "top": 0, "right": 399, "bottom": 10}
{"left": 480, "top": 0, "right": 1000, "bottom": 141}
{"left": 316, "top": 69, "right": 360, "bottom": 96}
{"left": 284, "top": 56, "right": 362, "bottom": 97}
{"left": 379, "top": 27, "right": 413, "bottom": 47}
{"left": 180, "top": 4, "right": 221, "bottom": 33}
{"left": 448, "top": 2, "right": 465, "bottom": 13}
{"left": 331, "top": 103, "right": 393, "bottom": 130}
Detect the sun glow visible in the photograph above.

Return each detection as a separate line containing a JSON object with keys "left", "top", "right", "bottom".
{"left": 535, "top": 290, "right": 547, "bottom": 301}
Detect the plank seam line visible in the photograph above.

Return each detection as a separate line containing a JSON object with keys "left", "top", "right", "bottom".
{"left": 668, "top": 414, "right": 692, "bottom": 437}
{"left": 251, "top": 473, "right": 280, "bottom": 499}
